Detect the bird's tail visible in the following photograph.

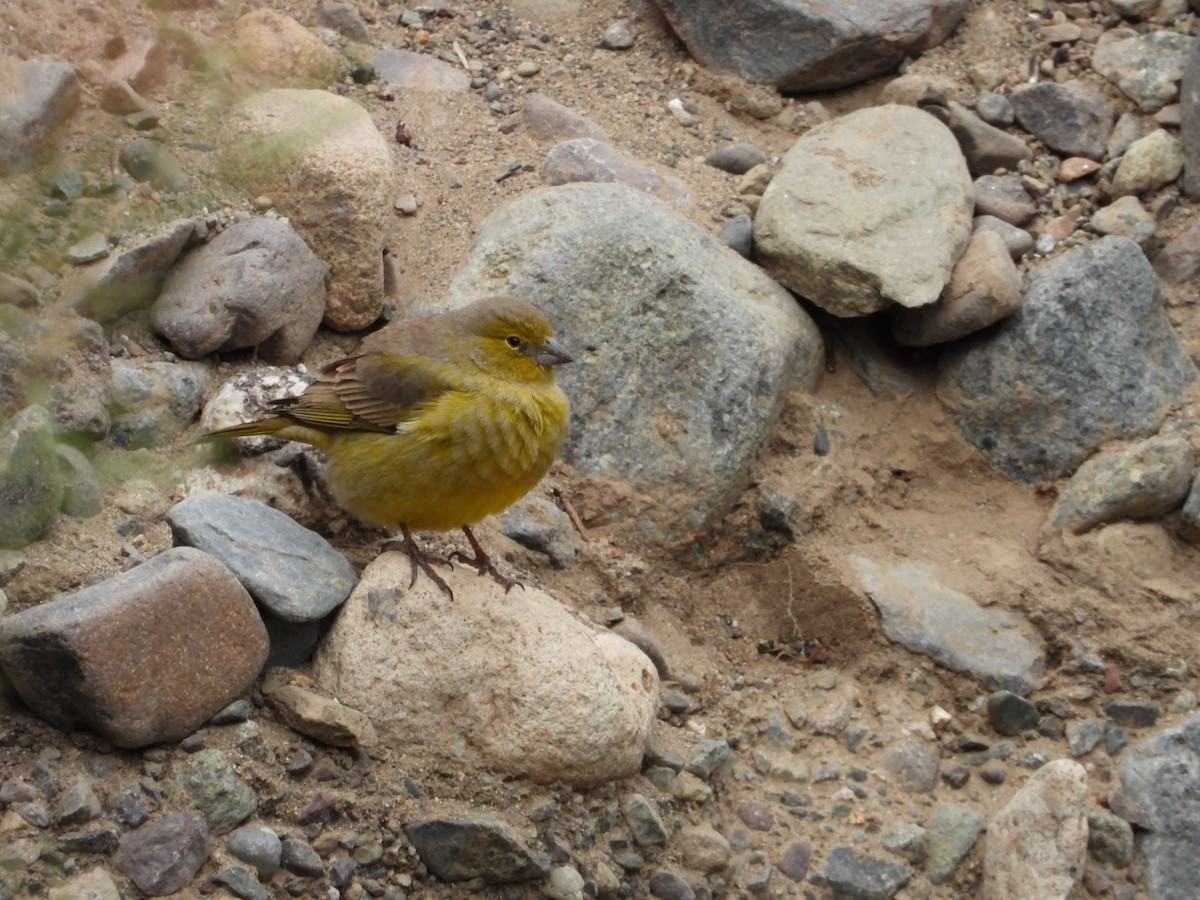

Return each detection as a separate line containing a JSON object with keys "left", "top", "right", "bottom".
{"left": 198, "top": 417, "right": 293, "bottom": 442}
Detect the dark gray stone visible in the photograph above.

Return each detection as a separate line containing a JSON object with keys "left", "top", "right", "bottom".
{"left": 112, "top": 812, "right": 211, "bottom": 896}
{"left": 622, "top": 793, "right": 669, "bottom": 845}
{"left": 167, "top": 493, "right": 356, "bottom": 622}
{"left": 649, "top": 0, "right": 968, "bottom": 92}
{"left": 280, "top": 838, "right": 325, "bottom": 876}
{"left": 1104, "top": 700, "right": 1160, "bottom": 729}
{"left": 1092, "top": 31, "right": 1196, "bottom": 113}
{"left": 1119, "top": 712, "right": 1200, "bottom": 899}
{"left": 498, "top": 495, "right": 577, "bottom": 569}
{"left": 880, "top": 742, "right": 939, "bottom": 793}
{"left": 405, "top": 817, "right": 550, "bottom": 883}
{"left": 1067, "top": 719, "right": 1103, "bottom": 758}
{"left": 685, "top": 739, "right": 732, "bottom": 778}
{"left": 810, "top": 846, "right": 912, "bottom": 900}
{"left": 53, "top": 776, "right": 102, "bottom": 826}
{"left": 925, "top": 100, "right": 1032, "bottom": 177}
{"left": 212, "top": 867, "right": 269, "bottom": 900}
{"left": 648, "top": 869, "right": 695, "bottom": 900}
{"left": 705, "top": 142, "right": 768, "bottom": 174}
{"left": 777, "top": 839, "right": 812, "bottom": 881}
{"left": 972, "top": 175, "right": 1036, "bottom": 226}
{"left": 987, "top": 691, "right": 1039, "bottom": 736}
{"left": 1009, "top": 80, "right": 1115, "bottom": 160}
{"left": 938, "top": 236, "right": 1195, "bottom": 482}
{"left": 226, "top": 826, "right": 281, "bottom": 880}
{"left": 718, "top": 214, "right": 754, "bottom": 259}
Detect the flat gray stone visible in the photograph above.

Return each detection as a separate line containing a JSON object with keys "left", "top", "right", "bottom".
{"left": 924, "top": 804, "right": 983, "bottom": 885}
{"left": 167, "top": 493, "right": 355, "bottom": 622}
{"left": 0, "top": 58, "right": 81, "bottom": 175}
{"left": 810, "top": 846, "right": 912, "bottom": 900}
{"left": 405, "top": 817, "right": 550, "bottom": 883}
{"left": 1093, "top": 30, "right": 1197, "bottom": 113}
{"left": 849, "top": 555, "right": 1044, "bottom": 694}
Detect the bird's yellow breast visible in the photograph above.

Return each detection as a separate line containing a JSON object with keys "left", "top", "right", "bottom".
{"left": 324, "top": 379, "right": 569, "bottom": 532}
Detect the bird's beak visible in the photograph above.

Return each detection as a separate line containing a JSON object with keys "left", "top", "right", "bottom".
{"left": 533, "top": 337, "right": 574, "bottom": 366}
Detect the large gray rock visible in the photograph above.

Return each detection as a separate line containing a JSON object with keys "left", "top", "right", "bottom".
{"left": 1009, "top": 80, "right": 1115, "bottom": 160}
{"left": 849, "top": 555, "right": 1045, "bottom": 695}
{"left": 0, "top": 57, "right": 81, "bottom": 175}
{"left": 152, "top": 218, "right": 327, "bottom": 364}
{"left": 422, "top": 181, "right": 823, "bottom": 537}
{"left": 755, "top": 105, "right": 973, "bottom": 317}
{"left": 983, "top": 760, "right": 1088, "bottom": 900}
{"left": 313, "top": 553, "right": 659, "bottom": 787}
{"left": 1119, "top": 713, "right": 1200, "bottom": 900}
{"left": 649, "top": 0, "right": 968, "bottom": 92}
{"left": 223, "top": 89, "right": 393, "bottom": 332}
{"left": 0, "top": 547, "right": 268, "bottom": 748}
{"left": 0, "top": 405, "right": 63, "bottom": 549}
{"left": 938, "top": 237, "right": 1195, "bottom": 483}
{"left": 1092, "top": 30, "right": 1197, "bottom": 113}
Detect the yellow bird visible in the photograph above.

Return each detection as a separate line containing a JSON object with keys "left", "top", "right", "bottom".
{"left": 205, "top": 296, "right": 573, "bottom": 597}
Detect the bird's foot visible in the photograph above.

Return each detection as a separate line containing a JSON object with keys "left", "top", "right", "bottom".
{"left": 451, "top": 525, "right": 523, "bottom": 593}
{"left": 382, "top": 527, "right": 455, "bottom": 600}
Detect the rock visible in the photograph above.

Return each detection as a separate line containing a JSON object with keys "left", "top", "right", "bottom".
{"left": 718, "top": 214, "right": 754, "bottom": 259}
{"left": 1059, "top": 157, "right": 1101, "bottom": 182}
{"left": 972, "top": 174, "right": 1036, "bottom": 225}
{"left": 315, "top": 2, "right": 370, "bottom": 42}
{"left": 1044, "top": 434, "right": 1193, "bottom": 534}
{"left": 314, "top": 554, "right": 658, "bottom": 786}
{"left": 279, "top": 837, "right": 324, "bottom": 876}
{"left": 937, "top": 237, "right": 1195, "bottom": 482}
{"left": 266, "top": 684, "right": 378, "bottom": 748}
{"left": 372, "top": 48, "right": 470, "bottom": 91}
{"left": 0, "top": 58, "right": 81, "bottom": 175}
{"left": 212, "top": 867, "right": 269, "bottom": 900}
{"left": 1067, "top": 719, "right": 1103, "bottom": 758}
{"left": 849, "top": 555, "right": 1044, "bottom": 694}
{"left": 65, "top": 232, "right": 113, "bottom": 264}
{"left": 166, "top": 493, "right": 355, "bottom": 621}
{"left": 677, "top": 824, "right": 730, "bottom": 873}
{"left": 755, "top": 104, "right": 972, "bottom": 316}
{"left": 892, "top": 229, "right": 1022, "bottom": 347}
{"left": 47, "top": 869, "right": 122, "bottom": 900}
{"left": 1009, "top": 80, "right": 1115, "bottom": 160}
{"left": 1154, "top": 214, "right": 1200, "bottom": 283}
{"left": 925, "top": 804, "right": 983, "bottom": 885}
{"left": 1112, "top": 129, "right": 1185, "bottom": 197}
{"left": 0, "top": 547, "right": 268, "bottom": 748}
{"left": 685, "top": 739, "right": 732, "bottom": 778}
{"left": 542, "top": 138, "right": 689, "bottom": 207}
{"left": 622, "top": 792, "right": 669, "bottom": 846}
{"left": 112, "top": 812, "right": 211, "bottom": 897}
{"left": 151, "top": 218, "right": 327, "bottom": 364}
{"left": 1087, "top": 809, "right": 1134, "bottom": 868}
{"left": 1092, "top": 195, "right": 1156, "bottom": 244}
{"left": 226, "top": 826, "right": 282, "bottom": 880}
{"left": 498, "top": 494, "right": 577, "bottom": 568}
{"left": 1183, "top": 43, "right": 1200, "bottom": 199}
{"left": 53, "top": 776, "right": 102, "bottom": 826}
{"left": 522, "top": 92, "right": 606, "bottom": 142}
{"left": 545, "top": 865, "right": 586, "bottom": 899}
{"left": 108, "top": 360, "right": 210, "bottom": 448}
{"left": 736, "top": 800, "right": 775, "bottom": 831}
{"left": 973, "top": 215, "right": 1034, "bottom": 259}
{"left": 56, "top": 445, "right": 103, "bottom": 518}
{"left": 174, "top": 748, "right": 257, "bottom": 835}
{"left": 649, "top": 0, "right": 967, "bottom": 92}
{"left": 810, "top": 846, "right": 912, "bottom": 900}
{"left": 119, "top": 139, "right": 190, "bottom": 192}
{"left": 1092, "top": 31, "right": 1197, "bottom": 113}
{"left": 67, "top": 217, "right": 201, "bottom": 324}
{"left": 882, "top": 823, "right": 928, "bottom": 864}
{"left": 405, "top": 817, "right": 550, "bottom": 883}
{"left": 0, "top": 405, "right": 63, "bottom": 548}
{"left": 777, "top": 839, "right": 812, "bottom": 882}
{"left": 434, "top": 181, "right": 822, "bottom": 537}
{"left": 223, "top": 89, "right": 394, "bottom": 331}
{"left": 1104, "top": 700, "right": 1160, "bottom": 728}
{"left": 982, "top": 759, "right": 1088, "bottom": 900}
{"left": 881, "top": 742, "right": 940, "bottom": 793}
{"left": 0, "top": 272, "right": 38, "bottom": 307}
{"left": 705, "top": 142, "right": 768, "bottom": 174}
{"left": 925, "top": 99, "right": 1032, "bottom": 177}
{"left": 987, "top": 691, "right": 1040, "bottom": 736}
{"left": 599, "top": 19, "right": 637, "bottom": 51}
{"left": 230, "top": 9, "right": 340, "bottom": 86}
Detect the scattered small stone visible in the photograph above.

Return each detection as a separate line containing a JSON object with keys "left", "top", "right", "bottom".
{"left": 924, "top": 804, "right": 984, "bottom": 885}
{"left": 979, "top": 764, "right": 1007, "bottom": 785}
{"left": 280, "top": 837, "right": 325, "bottom": 877}
{"left": 881, "top": 742, "right": 939, "bottom": 793}
{"left": 1104, "top": 700, "right": 1160, "bottom": 729}
{"left": 516, "top": 60, "right": 541, "bottom": 78}
{"left": 647, "top": 869, "right": 695, "bottom": 900}
{"left": 174, "top": 748, "right": 257, "bottom": 835}
{"left": 1087, "top": 809, "right": 1135, "bottom": 868}
{"left": 810, "top": 846, "right": 912, "bottom": 900}
{"left": 987, "top": 690, "right": 1040, "bottom": 736}
{"left": 882, "top": 822, "right": 927, "bottom": 864}
{"left": 684, "top": 739, "right": 731, "bottom": 779}
{"left": 777, "top": 839, "right": 811, "bottom": 882}
{"left": 112, "top": 812, "right": 211, "bottom": 896}
{"left": 705, "top": 142, "right": 768, "bottom": 175}
{"left": 54, "top": 776, "right": 102, "bottom": 826}
{"left": 213, "top": 866, "right": 270, "bottom": 900}
{"left": 405, "top": 817, "right": 550, "bottom": 882}
{"left": 599, "top": 19, "right": 636, "bottom": 51}
{"left": 227, "top": 826, "right": 282, "bottom": 880}
{"left": 736, "top": 801, "right": 775, "bottom": 832}
{"left": 622, "top": 793, "right": 669, "bottom": 845}
{"left": 66, "top": 232, "right": 112, "bottom": 264}
{"left": 1067, "top": 719, "right": 1103, "bottom": 758}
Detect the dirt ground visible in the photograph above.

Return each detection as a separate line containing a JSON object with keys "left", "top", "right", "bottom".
{"left": 3, "top": 0, "right": 1200, "bottom": 897}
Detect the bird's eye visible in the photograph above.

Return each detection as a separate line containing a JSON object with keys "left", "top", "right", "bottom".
{"left": 505, "top": 335, "right": 522, "bottom": 349}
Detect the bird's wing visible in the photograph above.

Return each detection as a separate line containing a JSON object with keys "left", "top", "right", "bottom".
{"left": 272, "top": 352, "right": 459, "bottom": 433}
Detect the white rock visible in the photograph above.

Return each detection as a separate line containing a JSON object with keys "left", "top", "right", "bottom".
{"left": 982, "top": 759, "right": 1088, "bottom": 900}
{"left": 313, "top": 553, "right": 659, "bottom": 786}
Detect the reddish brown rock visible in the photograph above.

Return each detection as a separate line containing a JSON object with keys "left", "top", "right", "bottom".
{"left": 0, "top": 547, "right": 268, "bottom": 748}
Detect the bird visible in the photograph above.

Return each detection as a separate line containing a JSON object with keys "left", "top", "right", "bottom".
{"left": 203, "top": 296, "right": 573, "bottom": 598}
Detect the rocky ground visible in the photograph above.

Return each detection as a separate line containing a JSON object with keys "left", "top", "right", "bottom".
{"left": 4, "top": 0, "right": 1200, "bottom": 898}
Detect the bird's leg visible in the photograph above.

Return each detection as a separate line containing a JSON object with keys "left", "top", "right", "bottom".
{"left": 382, "top": 525, "right": 455, "bottom": 600}
{"left": 450, "top": 525, "right": 522, "bottom": 593}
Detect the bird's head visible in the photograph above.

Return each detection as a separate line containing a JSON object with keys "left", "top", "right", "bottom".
{"left": 463, "top": 296, "right": 574, "bottom": 384}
